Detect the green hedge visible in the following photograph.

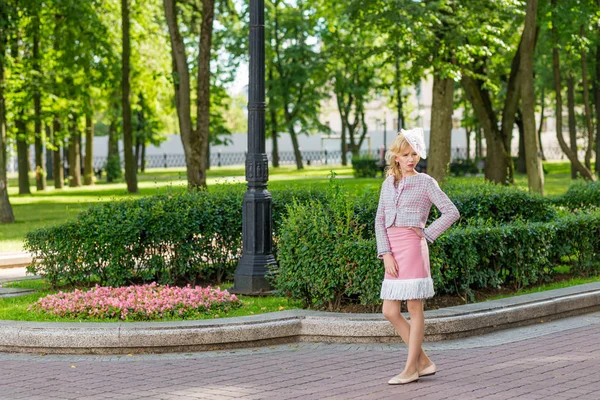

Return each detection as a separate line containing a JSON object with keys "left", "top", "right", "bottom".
{"left": 26, "top": 187, "right": 245, "bottom": 287}
{"left": 351, "top": 155, "right": 381, "bottom": 178}
{"left": 25, "top": 178, "right": 598, "bottom": 300}
{"left": 552, "top": 181, "right": 600, "bottom": 210}
{"left": 274, "top": 194, "right": 600, "bottom": 308}
{"left": 442, "top": 182, "right": 557, "bottom": 224}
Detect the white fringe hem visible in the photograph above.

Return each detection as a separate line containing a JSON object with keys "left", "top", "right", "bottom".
{"left": 380, "top": 278, "right": 434, "bottom": 300}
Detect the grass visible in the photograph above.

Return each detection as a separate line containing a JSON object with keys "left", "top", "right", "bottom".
{"left": 2, "top": 271, "right": 599, "bottom": 321}
{"left": 0, "top": 279, "right": 302, "bottom": 322}
{"left": 0, "top": 161, "right": 592, "bottom": 251}
{"left": 484, "top": 274, "right": 600, "bottom": 302}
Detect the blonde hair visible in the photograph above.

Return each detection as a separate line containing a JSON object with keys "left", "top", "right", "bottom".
{"left": 385, "top": 133, "right": 421, "bottom": 185}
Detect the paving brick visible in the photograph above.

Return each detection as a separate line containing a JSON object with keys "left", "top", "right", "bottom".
{"left": 1, "top": 313, "right": 600, "bottom": 400}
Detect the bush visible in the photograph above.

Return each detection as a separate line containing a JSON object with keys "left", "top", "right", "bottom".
{"left": 351, "top": 155, "right": 380, "bottom": 178}
{"left": 449, "top": 159, "right": 479, "bottom": 176}
{"left": 26, "top": 186, "right": 245, "bottom": 287}
{"left": 25, "top": 184, "right": 331, "bottom": 288}
{"left": 272, "top": 182, "right": 600, "bottom": 308}
{"left": 552, "top": 181, "right": 600, "bottom": 210}
{"left": 272, "top": 185, "right": 380, "bottom": 310}
{"left": 105, "top": 155, "right": 122, "bottom": 182}
{"left": 441, "top": 181, "right": 558, "bottom": 224}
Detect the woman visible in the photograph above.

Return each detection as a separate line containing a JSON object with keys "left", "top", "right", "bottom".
{"left": 375, "top": 127, "right": 460, "bottom": 385}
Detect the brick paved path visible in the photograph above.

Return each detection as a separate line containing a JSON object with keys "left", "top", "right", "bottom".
{"left": 1, "top": 312, "right": 599, "bottom": 400}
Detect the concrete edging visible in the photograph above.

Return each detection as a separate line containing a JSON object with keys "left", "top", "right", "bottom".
{"left": 1, "top": 282, "right": 599, "bottom": 354}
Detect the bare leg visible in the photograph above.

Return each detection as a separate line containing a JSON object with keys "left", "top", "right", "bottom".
{"left": 382, "top": 300, "right": 432, "bottom": 372}
{"left": 400, "top": 299, "right": 425, "bottom": 376}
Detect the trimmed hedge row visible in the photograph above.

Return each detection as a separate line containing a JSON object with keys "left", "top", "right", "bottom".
{"left": 552, "top": 181, "right": 600, "bottom": 210}
{"left": 26, "top": 186, "right": 245, "bottom": 287}
{"left": 276, "top": 200, "right": 600, "bottom": 309}
{"left": 25, "top": 180, "right": 599, "bottom": 298}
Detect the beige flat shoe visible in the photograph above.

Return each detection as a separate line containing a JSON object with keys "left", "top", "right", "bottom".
{"left": 419, "top": 363, "right": 437, "bottom": 377}
{"left": 388, "top": 371, "right": 419, "bottom": 385}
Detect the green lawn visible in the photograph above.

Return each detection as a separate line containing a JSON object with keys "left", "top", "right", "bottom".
{"left": 0, "top": 161, "right": 590, "bottom": 251}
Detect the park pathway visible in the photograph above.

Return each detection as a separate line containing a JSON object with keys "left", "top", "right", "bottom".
{"left": 0, "top": 312, "right": 598, "bottom": 400}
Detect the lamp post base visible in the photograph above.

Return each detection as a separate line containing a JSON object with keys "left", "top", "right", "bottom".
{"left": 230, "top": 254, "right": 277, "bottom": 295}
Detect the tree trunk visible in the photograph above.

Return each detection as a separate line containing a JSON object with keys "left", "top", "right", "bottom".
{"left": 122, "top": 0, "right": 138, "bottom": 193}
{"left": 395, "top": 55, "right": 404, "bottom": 131}
{"left": 287, "top": 123, "right": 303, "bottom": 170}
{"left": 537, "top": 86, "right": 546, "bottom": 161}
{"left": 551, "top": 0, "right": 595, "bottom": 181}
{"left": 476, "top": 126, "right": 483, "bottom": 159}
{"left": 68, "top": 116, "right": 82, "bottom": 187}
{"left": 16, "top": 118, "right": 31, "bottom": 195}
{"left": 465, "top": 128, "right": 471, "bottom": 161}
{"left": 581, "top": 26, "right": 594, "bottom": 171}
{"left": 516, "top": 110, "right": 526, "bottom": 174}
{"left": 428, "top": 73, "right": 454, "bottom": 183}
{"left": 341, "top": 123, "right": 347, "bottom": 166}
{"left": 520, "top": 0, "right": 544, "bottom": 194}
{"left": 134, "top": 136, "right": 141, "bottom": 172}
{"left": 141, "top": 142, "right": 146, "bottom": 173}
{"left": 596, "top": 30, "right": 600, "bottom": 177}
{"left": 164, "top": 0, "right": 204, "bottom": 188}
{"left": 83, "top": 112, "right": 94, "bottom": 185}
{"left": 0, "top": 29, "right": 14, "bottom": 222}
{"left": 192, "top": 0, "right": 215, "bottom": 188}
{"left": 567, "top": 75, "right": 578, "bottom": 179}
{"left": 33, "top": 15, "right": 46, "bottom": 191}
{"left": 45, "top": 125, "right": 53, "bottom": 180}
{"left": 268, "top": 65, "right": 280, "bottom": 168}
{"left": 52, "top": 117, "right": 64, "bottom": 189}
{"left": 462, "top": 75, "right": 510, "bottom": 184}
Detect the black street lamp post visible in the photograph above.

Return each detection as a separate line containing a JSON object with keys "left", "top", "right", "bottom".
{"left": 231, "top": 0, "right": 276, "bottom": 295}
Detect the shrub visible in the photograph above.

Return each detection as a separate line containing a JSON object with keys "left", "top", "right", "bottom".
{"left": 26, "top": 186, "right": 245, "bottom": 287}
{"left": 273, "top": 182, "right": 600, "bottom": 308}
{"left": 441, "top": 181, "right": 558, "bottom": 224}
{"left": 105, "top": 155, "right": 122, "bottom": 182}
{"left": 449, "top": 159, "right": 479, "bottom": 176}
{"left": 272, "top": 187, "right": 380, "bottom": 310}
{"left": 29, "top": 283, "right": 241, "bottom": 321}
{"left": 351, "top": 155, "right": 381, "bottom": 178}
{"left": 552, "top": 181, "right": 600, "bottom": 210}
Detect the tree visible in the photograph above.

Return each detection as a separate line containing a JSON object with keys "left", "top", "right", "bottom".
{"left": 321, "top": 3, "right": 380, "bottom": 164}
{"left": 269, "top": 0, "right": 327, "bottom": 170}
{"left": 164, "top": 0, "right": 215, "bottom": 188}
{"left": 122, "top": 0, "right": 138, "bottom": 193}
{"left": 459, "top": 1, "right": 528, "bottom": 185}
{"left": 551, "top": 0, "right": 596, "bottom": 181}
{"left": 0, "top": 0, "right": 15, "bottom": 222}
{"left": 520, "top": 0, "right": 544, "bottom": 194}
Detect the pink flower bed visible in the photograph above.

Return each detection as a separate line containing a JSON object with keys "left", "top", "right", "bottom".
{"left": 30, "top": 283, "right": 242, "bottom": 321}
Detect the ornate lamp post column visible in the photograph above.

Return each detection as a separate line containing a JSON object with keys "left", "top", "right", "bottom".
{"left": 232, "top": 0, "right": 276, "bottom": 294}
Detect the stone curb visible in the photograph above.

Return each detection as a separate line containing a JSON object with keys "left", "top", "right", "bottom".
{"left": 0, "top": 282, "right": 599, "bottom": 354}
{"left": 0, "top": 252, "right": 32, "bottom": 268}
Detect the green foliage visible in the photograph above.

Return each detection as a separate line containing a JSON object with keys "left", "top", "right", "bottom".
{"left": 449, "top": 159, "right": 479, "bottom": 177}
{"left": 351, "top": 156, "right": 380, "bottom": 178}
{"left": 23, "top": 176, "right": 600, "bottom": 310}
{"left": 25, "top": 186, "right": 245, "bottom": 287}
{"left": 105, "top": 154, "right": 122, "bottom": 182}
{"left": 272, "top": 185, "right": 380, "bottom": 310}
{"left": 275, "top": 187, "right": 600, "bottom": 308}
{"left": 442, "top": 182, "right": 558, "bottom": 224}
{"left": 552, "top": 181, "right": 600, "bottom": 210}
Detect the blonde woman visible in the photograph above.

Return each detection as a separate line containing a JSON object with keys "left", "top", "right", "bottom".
{"left": 375, "top": 128, "right": 459, "bottom": 385}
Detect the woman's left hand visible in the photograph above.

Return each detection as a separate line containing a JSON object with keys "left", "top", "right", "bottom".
{"left": 411, "top": 227, "right": 424, "bottom": 238}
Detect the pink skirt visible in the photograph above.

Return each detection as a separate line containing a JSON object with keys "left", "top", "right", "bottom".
{"left": 380, "top": 227, "right": 434, "bottom": 300}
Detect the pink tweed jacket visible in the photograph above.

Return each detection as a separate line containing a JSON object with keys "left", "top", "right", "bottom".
{"left": 375, "top": 173, "right": 460, "bottom": 258}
